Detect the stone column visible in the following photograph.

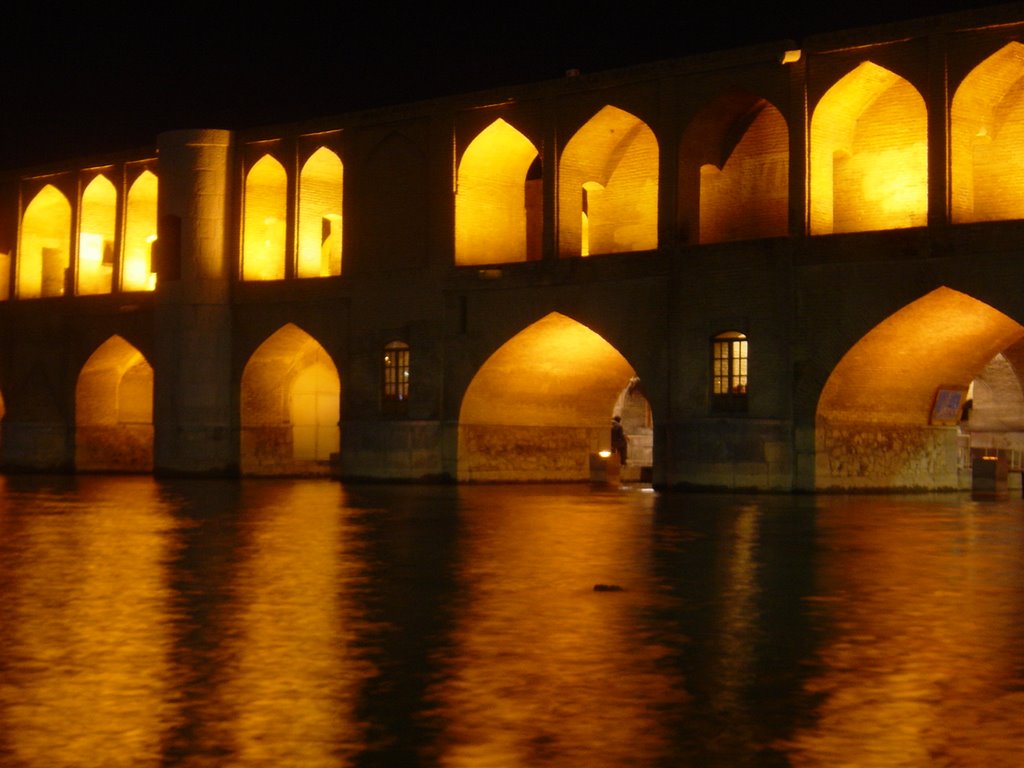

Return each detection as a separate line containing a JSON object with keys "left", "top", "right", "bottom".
{"left": 153, "top": 129, "right": 237, "bottom": 474}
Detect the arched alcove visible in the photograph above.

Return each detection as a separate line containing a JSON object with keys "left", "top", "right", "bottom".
{"left": 815, "top": 287, "right": 1024, "bottom": 489}
{"left": 456, "top": 118, "right": 541, "bottom": 265}
{"left": 951, "top": 42, "right": 1024, "bottom": 223}
{"left": 695, "top": 98, "right": 789, "bottom": 243}
{"left": 19, "top": 185, "right": 71, "bottom": 298}
{"left": 242, "top": 155, "right": 288, "bottom": 280}
{"left": 558, "top": 106, "right": 658, "bottom": 257}
{"left": 810, "top": 62, "right": 927, "bottom": 235}
{"left": 78, "top": 175, "right": 116, "bottom": 295}
{"left": 458, "top": 312, "right": 645, "bottom": 481}
{"left": 76, "top": 335, "right": 153, "bottom": 472}
{"left": 297, "top": 147, "right": 343, "bottom": 278}
{"left": 240, "top": 323, "right": 340, "bottom": 475}
{"left": 123, "top": 171, "right": 158, "bottom": 291}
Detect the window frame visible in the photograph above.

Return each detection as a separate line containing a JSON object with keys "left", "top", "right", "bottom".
{"left": 382, "top": 340, "right": 410, "bottom": 414}
{"left": 711, "top": 330, "right": 748, "bottom": 413}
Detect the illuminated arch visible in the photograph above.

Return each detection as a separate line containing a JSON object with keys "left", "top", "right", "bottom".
{"left": 458, "top": 312, "right": 649, "bottom": 481}
{"left": 242, "top": 155, "right": 288, "bottom": 281}
{"left": 75, "top": 335, "right": 153, "bottom": 472}
{"left": 297, "top": 147, "right": 343, "bottom": 278}
{"left": 240, "top": 323, "right": 340, "bottom": 474}
{"left": 78, "top": 175, "right": 116, "bottom": 295}
{"left": 951, "top": 42, "right": 1024, "bottom": 223}
{"left": 815, "top": 287, "right": 1024, "bottom": 489}
{"left": 810, "top": 62, "right": 927, "bottom": 235}
{"left": 123, "top": 171, "right": 158, "bottom": 291}
{"left": 696, "top": 98, "right": 789, "bottom": 243}
{"left": 456, "top": 118, "right": 541, "bottom": 265}
{"left": 558, "top": 106, "right": 658, "bottom": 257}
{"left": 19, "top": 185, "right": 71, "bottom": 298}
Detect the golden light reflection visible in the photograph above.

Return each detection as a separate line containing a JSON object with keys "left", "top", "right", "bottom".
{"left": 783, "top": 498, "right": 1024, "bottom": 766}
{"left": 816, "top": 286, "right": 1024, "bottom": 489}
{"left": 427, "top": 487, "right": 684, "bottom": 766}
{"left": 75, "top": 335, "right": 154, "bottom": 472}
{"left": 240, "top": 323, "right": 340, "bottom": 474}
{"left": 78, "top": 175, "right": 116, "bottom": 295}
{"left": 122, "top": 171, "right": 158, "bottom": 291}
{"left": 458, "top": 312, "right": 637, "bottom": 481}
{"left": 810, "top": 62, "right": 927, "bottom": 234}
{"left": 219, "top": 482, "right": 369, "bottom": 764}
{"left": 243, "top": 155, "right": 287, "bottom": 280}
{"left": 18, "top": 184, "right": 70, "bottom": 298}
{"left": 558, "top": 106, "right": 658, "bottom": 257}
{"left": 0, "top": 478, "right": 174, "bottom": 766}
{"left": 297, "top": 147, "right": 343, "bottom": 277}
{"left": 456, "top": 118, "right": 539, "bottom": 265}
{"left": 951, "top": 42, "right": 1024, "bottom": 223}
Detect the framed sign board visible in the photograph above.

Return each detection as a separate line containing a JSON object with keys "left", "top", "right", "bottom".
{"left": 930, "top": 385, "right": 969, "bottom": 426}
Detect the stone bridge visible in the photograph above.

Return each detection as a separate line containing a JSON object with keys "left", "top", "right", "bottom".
{"left": 1, "top": 5, "right": 1023, "bottom": 491}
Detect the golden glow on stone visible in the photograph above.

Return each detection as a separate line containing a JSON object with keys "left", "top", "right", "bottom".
{"left": 123, "top": 171, "right": 158, "bottom": 291}
{"left": 951, "top": 42, "right": 1024, "bottom": 223}
{"left": 240, "top": 323, "right": 340, "bottom": 473}
{"left": 75, "top": 335, "right": 153, "bottom": 472}
{"left": 19, "top": 184, "right": 70, "bottom": 298}
{"left": 458, "top": 312, "right": 637, "bottom": 481}
{"left": 559, "top": 106, "right": 658, "bottom": 257}
{"left": 811, "top": 62, "right": 927, "bottom": 234}
{"left": 456, "top": 118, "right": 540, "bottom": 266}
{"left": 78, "top": 175, "right": 116, "bottom": 295}
{"left": 297, "top": 147, "right": 343, "bottom": 277}
{"left": 243, "top": 155, "right": 287, "bottom": 281}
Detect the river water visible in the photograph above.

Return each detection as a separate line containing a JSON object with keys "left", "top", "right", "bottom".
{"left": 0, "top": 476, "right": 1022, "bottom": 767}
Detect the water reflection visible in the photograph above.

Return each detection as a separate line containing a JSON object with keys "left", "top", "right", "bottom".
{"left": 0, "top": 478, "right": 1021, "bottom": 766}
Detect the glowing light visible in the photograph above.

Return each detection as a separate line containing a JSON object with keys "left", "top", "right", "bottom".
{"left": 122, "top": 171, "right": 158, "bottom": 292}
{"left": 298, "top": 147, "right": 343, "bottom": 277}
{"left": 456, "top": 118, "right": 539, "bottom": 266}
{"left": 599, "top": 450, "right": 612, "bottom": 458}
{"left": 810, "top": 61, "right": 927, "bottom": 234}
{"left": 77, "top": 175, "right": 115, "bottom": 295}
{"left": 19, "top": 184, "right": 71, "bottom": 298}
{"left": 243, "top": 155, "right": 287, "bottom": 280}
{"left": 558, "top": 105, "right": 658, "bottom": 257}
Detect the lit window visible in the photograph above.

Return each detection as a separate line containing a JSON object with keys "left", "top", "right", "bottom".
{"left": 383, "top": 340, "right": 410, "bottom": 407}
{"left": 712, "top": 331, "right": 747, "bottom": 411}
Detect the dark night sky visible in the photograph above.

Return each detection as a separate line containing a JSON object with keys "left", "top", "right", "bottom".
{"left": 0, "top": 1, "right": 1010, "bottom": 170}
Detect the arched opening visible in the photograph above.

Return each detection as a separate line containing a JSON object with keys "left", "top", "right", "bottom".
{"left": 951, "top": 42, "right": 1024, "bottom": 223}
{"left": 695, "top": 97, "right": 789, "bottom": 243}
{"left": 458, "top": 312, "right": 652, "bottom": 482}
{"left": 78, "top": 175, "right": 116, "bottom": 295}
{"left": 456, "top": 118, "right": 540, "bottom": 266}
{"left": 297, "top": 147, "right": 343, "bottom": 278}
{"left": 815, "top": 287, "right": 1024, "bottom": 490}
{"left": 75, "top": 335, "right": 153, "bottom": 472}
{"left": 123, "top": 171, "right": 158, "bottom": 291}
{"left": 19, "top": 185, "right": 71, "bottom": 298}
{"left": 240, "top": 324, "right": 340, "bottom": 475}
{"left": 558, "top": 106, "right": 658, "bottom": 257}
{"left": 810, "top": 62, "right": 927, "bottom": 235}
{"left": 242, "top": 155, "right": 287, "bottom": 281}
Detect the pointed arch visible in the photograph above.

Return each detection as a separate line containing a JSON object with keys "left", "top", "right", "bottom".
{"left": 298, "top": 147, "right": 343, "bottom": 278}
{"left": 458, "top": 312, "right": 648, "bottom": 481}
{"left": 815, "top": 287, "right": 1024, "bottom": 489}
{"left": 240, "top": 323, "right": 340, "bottom": 474}
{"left": 810, "top": 62, "right": 927, "bottom": 235}
{"left": 693, "top": 96, "right": 789, "bottom": 243}
{"left": 19, "top": 185, "right": 71, "bottom": 298}
{"left": 123, "top": 170, "right": 158, "bottom": 291}
{"left": 75, "top": 335, "right": 153, "bottom": 472}
{"left": 78, "top": 175, "right": 117, "bottom": 295}
{"left": 243, "top": 155, "right": 288, "bottom": 280}
{"left": 456, "top": 118, "right": 541, "bottom": 265}
{"left": 951, "top": 42, "right": 1024, "bottom": 223}
{"left": 558, "top": 106, "right": 658, "bottom": 257}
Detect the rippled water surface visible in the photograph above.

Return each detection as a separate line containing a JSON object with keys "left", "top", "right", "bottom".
{"left": 1, "top": 476, "right": 1022, "bottom": 766}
